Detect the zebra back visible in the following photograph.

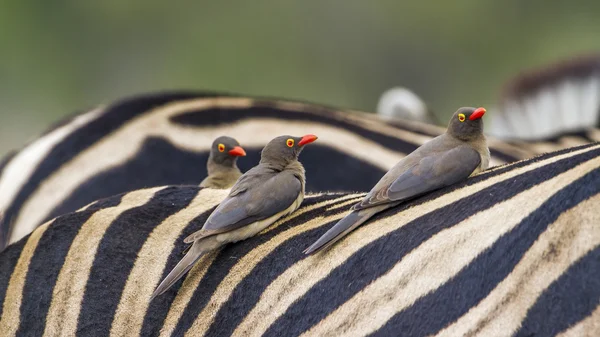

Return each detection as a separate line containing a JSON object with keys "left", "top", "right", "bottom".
{"left": 1, "top": 141, "right": 598, "bottom": 336}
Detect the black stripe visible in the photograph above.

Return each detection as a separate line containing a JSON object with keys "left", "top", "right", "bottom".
{"left": 16, "top": 214, "right": 95, "bottom": 337}
{"left": 1, "top": 91, "right": 214, "bottom": 246}
{"left": 147, "top": 194, "right": 351, "bottom": 337}
{"left": 280, "top": 145, "right": 385, "bottom": 193}
{"left": 0, "top": 239, "right": 27, "bottom": 318}
{"left": 169, "top": 105, "right": 424, "bottom": 156}
{"left": 81, "top": 193, "right": 124, "bottom": 210}
{"left": 515, "top": 246, "right": 600, "bottom": 337}
{"left": 262, "top": 145, "right": 600, "bottom": 336}
{"left": 372, "top": 168, "right": 600, "bottom": 337}
{"left": 12, "top": 194, "right": 124, "bottom": 337}
{"left": 77, "top": 186, "right": 199, "bottom": 337}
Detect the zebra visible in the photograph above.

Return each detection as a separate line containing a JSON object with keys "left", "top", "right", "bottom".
{"left": 0, "top": 92, "right": 533, "bottom": 251}
{"left": 0, "top": 140, "right": 598, "bottom": 336}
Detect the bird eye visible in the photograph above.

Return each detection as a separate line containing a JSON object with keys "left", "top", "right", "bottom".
{"left": 458, "top": 113, "right": 466, "bottom": 122}
{"left": 286, "top": 139, "right": 294, "bottom": 147}
{"left": 218, "top": 144, "right": 225, "bottom": 152}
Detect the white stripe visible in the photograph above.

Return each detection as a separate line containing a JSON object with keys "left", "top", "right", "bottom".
{"left": 0, "top": 107, "right": 104, "bottom": 240}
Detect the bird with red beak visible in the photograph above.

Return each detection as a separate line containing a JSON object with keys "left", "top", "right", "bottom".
{"left": 152, "top": 134, "right": 318, "bottom": 299}
{"left": 200, "top": 136, "right": 247, "bottom": 189}
{"left": 305, "top": 107, "right": 489, "bottom": 254}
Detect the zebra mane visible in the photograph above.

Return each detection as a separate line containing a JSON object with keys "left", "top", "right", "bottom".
{"left": 1, "top": 141, "right": 598, "bottom": 336}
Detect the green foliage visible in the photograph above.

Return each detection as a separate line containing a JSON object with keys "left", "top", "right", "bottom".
{"left": 0, "top": 1, "right": 599, "bottom": 155}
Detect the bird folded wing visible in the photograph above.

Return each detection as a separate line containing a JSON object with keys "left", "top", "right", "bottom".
{"left": 353, "top": 146, "right": 480, "bottom": 211}
{"left": 184, "top": 171, "right": 301, "bottom": 243}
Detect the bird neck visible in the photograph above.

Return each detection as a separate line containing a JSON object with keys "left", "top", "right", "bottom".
{"left": 259, "top": 156, "right": 289, "bottom": 171}
{"left": 447, "top": 129, "right": 484, "bottom": 142}
{"left": 206, "top": 160, "right": 241, "bottom": 177}
{"left": 260, "top": 159, "right": 305, "bottom": 181}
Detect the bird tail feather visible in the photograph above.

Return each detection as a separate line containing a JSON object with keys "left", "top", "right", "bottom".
{"left": 150, "top": 243, "right": 207, "bottom": 300}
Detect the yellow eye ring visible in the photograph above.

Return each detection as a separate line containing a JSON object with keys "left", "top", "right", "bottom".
{"left": 218, "top": 143, "right": 225, "bottom": 152}
{"left": 286, "top": 138, "right": 294, "bottom": 147}
{"left": 458, "top": 113, "right": 466, "bottom": 122}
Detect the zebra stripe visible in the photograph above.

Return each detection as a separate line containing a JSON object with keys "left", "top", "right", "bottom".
{"left": 0, "top": 141, "right": 597, "bottom": 336}
{"left": 489, "top": 53, "right": 600, "bottom": 140}
{"left": 0, "top": 93, "right": 530, "bottom": 251}
{"left": 252, "top": 145, "right": 600, "bottom": 337}
{"left": 43, "top": 190, "right": 155, "bottom": 336}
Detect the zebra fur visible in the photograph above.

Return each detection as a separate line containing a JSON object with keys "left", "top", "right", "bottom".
{"left": 0, "top": 92, "right": 531, "bottom": 251}
{"left": 0, "top": 141, "right": 598, "bottom": 336}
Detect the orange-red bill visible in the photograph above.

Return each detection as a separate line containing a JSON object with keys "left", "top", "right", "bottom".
{"left": 298, "top": 134, "right": 318, "bottom": 146}
{"left": 469, "top": 107, "right": 486, "bottom": 121}
{"left": 228, "top": 146, "right": 247, "bottom": 156}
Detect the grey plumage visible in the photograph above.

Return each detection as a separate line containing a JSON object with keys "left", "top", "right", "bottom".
{"left": 199, "top": 136, "right": 246, "bottom": 189}
{"left": 151, "top": 134, "right": 318, "bottom": 299}
{"left": 304, "top": 107, "right": 489, "bottom": 254}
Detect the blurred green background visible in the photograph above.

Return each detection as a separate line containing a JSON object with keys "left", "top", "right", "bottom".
{"left": 1, "top": 1, "right": 599, "bottom": 157}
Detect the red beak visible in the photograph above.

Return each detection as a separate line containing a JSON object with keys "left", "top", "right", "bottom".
{"left": 228, "top": 146, "right": 246, "bottom": 157}
{"left": 298, "top": 134, "right": 318, "bottom": 146}
{"left": 469, "top": 107, "right": 486, "bottom": 121}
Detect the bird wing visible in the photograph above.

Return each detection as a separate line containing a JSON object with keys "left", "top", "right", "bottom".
{"left": 184, "top": 170, "right": 301, "bottom": 243}
{"left": 353, "top": 145, "right": 481, "bottom": 211}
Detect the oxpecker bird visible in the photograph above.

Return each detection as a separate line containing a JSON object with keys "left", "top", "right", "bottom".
{"left": 200, "top": 136, "right": 247, "bottom": 189}
{"left": 151, "top": 134, "right": 318, "bottom": 299}
{"left": 304, "top": 107, "right": 489, "bottom": 254}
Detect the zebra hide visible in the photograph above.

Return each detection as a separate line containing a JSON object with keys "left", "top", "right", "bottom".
{"left": 0, "top": 141, "right": 598, "bottom": 336}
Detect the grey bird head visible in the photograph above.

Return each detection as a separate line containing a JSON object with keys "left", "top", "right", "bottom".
{"left": 260, "top": 134, "right": 318, "bottom": 167}
{"left": 209, "top": 136, "right": 246, "bottom": 168}
{"left": 447, "top": 107, "right": 486, "bottom": 141}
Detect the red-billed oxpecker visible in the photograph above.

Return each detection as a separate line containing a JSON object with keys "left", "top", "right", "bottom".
{"left": 151, "top": 134, "right": 318, "bottom": 299}
{"left": 200, "top": 136, "right": 247, "bottom": 189}
{"left": 304, "top": 107, "right": 489, "bottom": 254}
